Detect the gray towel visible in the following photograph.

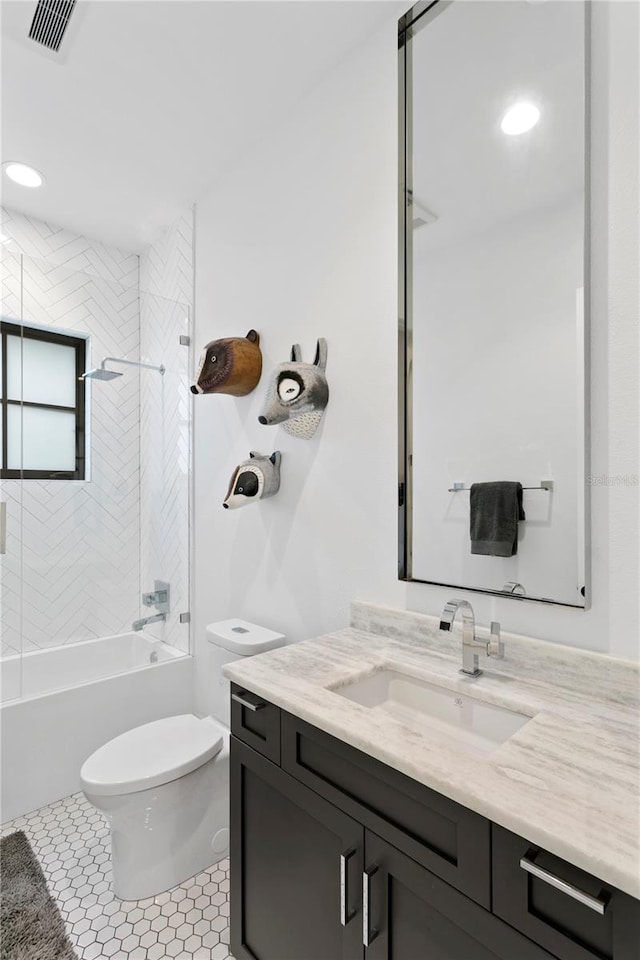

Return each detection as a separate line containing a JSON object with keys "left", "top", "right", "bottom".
{"left": 469, "top": 482, "right": 525, "bottom": 557}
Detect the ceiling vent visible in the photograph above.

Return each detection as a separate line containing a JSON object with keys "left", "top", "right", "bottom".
{"left": 28, "top": 0, "right": 77, "bottom": 53}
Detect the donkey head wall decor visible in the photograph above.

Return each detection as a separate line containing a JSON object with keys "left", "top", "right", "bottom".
{"left": 258, "top": 339, "right": 329, "bottom": 439}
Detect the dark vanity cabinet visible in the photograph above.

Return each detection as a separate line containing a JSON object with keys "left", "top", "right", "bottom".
{"left": 229, "top": 685, "right": 639, "bottom": 960}
{"left": 231, "top": 737, "right": 363, "bottom": 960}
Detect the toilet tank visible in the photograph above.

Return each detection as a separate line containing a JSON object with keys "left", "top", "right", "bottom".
{"left": 206, "top": 620, "right": 285, "bottom": 726}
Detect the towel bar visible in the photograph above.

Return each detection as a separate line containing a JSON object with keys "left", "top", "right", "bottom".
{"left": 448, "top": 480, "right": 554, "bottom": 492}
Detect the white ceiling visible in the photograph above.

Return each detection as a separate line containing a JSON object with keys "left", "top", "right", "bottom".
{"left": 1, "top": 0, "right": 403, "bottom": 252}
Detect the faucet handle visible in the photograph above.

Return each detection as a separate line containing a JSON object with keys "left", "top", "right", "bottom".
{"left": 487, "top": 621, "right": 504, "bottom": 660}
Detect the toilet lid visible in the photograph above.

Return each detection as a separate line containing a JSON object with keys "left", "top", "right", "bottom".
{"left": 80, "top": 715, "right": 224, "bottom": 797}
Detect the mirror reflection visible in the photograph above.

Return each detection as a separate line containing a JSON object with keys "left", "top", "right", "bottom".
{"left": 400, "top": 0, "right": 588, "bottom": 606}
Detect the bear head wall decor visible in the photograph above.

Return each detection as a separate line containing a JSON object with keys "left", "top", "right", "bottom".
{"left": 223, "top": 451, "right": 282, "bottom": 509}
{"left": 191, "top": 329, "right": 262, "bottom": 396}
{"left": 258, "top": 339, "right": 329, "bottom": 439}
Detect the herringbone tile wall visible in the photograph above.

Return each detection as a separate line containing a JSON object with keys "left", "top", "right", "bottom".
{"left": 139, "top": 211, "right": 193, "bottom": 653}
{"left": 0, "top": 207, "right": 141, "bottom": 658}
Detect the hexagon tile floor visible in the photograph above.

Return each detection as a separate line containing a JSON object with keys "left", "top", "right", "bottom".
{"left": 1, "top": 792, "right": 234, "bottom": 959}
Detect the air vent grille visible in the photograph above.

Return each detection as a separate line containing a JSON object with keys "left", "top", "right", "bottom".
{"left": 28, "top": 0, "right": 77, "bottom": 53}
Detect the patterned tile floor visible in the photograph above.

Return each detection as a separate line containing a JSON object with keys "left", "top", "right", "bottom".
{"left": 1, "top": 793, "right": 233, "bottom": 959}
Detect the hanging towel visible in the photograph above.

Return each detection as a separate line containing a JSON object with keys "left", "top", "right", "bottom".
{"left": 469, "top": 482, "right": 525, "bottom": 557}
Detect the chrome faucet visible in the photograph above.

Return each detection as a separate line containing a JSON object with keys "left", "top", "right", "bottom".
{"left": 132, "top": 612, "right": 166, "bottom": 632}
{"left": 439, "top": 599, "right": 504, "bottom": 678}
{"left": 142, "top": 580, "right": 170, "bottom": 614}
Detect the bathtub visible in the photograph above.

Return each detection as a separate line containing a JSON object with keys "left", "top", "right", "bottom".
{"left": 0, "top": 633, "right": 194, "bottom": 822}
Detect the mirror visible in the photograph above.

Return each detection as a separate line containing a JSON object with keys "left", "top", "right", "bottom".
{"left": 399, "top": 0, "right": 588, "bottom": 607}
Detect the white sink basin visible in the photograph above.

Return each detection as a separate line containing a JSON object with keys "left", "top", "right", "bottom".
{"left": 332, "top": 669, "right": 532, "bottom": 756}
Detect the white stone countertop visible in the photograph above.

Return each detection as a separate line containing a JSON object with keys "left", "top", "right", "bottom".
{"left": 224, "top": 620, "right": 640, "bottom": 899}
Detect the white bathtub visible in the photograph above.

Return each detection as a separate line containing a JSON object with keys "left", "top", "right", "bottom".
{"left": 0, "top": 633, "right": 194, "bottom": 822}
{"left": 0, "top": 631, "right": 184, "bottom": 703}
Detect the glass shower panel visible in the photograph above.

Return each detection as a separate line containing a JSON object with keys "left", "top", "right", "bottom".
{"left": 12, "top": 253, "right": 144, "bottom": 681}
{"left": 0, "top": 252, "right": 192, "bottom": 704}
{"left": 0, "top": 250, "right": 24, "bottom": 700}
{"left": 138, "top": 291, "right": 192, "bottom": 656}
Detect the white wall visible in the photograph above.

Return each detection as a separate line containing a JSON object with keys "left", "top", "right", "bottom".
{"left": 0, "top": 208, "right": 141, "bottom": 656}
{"left": 193, "top": 0, "right": 639, "bottom": 703}
{"left": 193, "top": 18, "right": 402, "bottom": 714}
{"left": 412, "top": 197, "right": 583, "bottom": 605}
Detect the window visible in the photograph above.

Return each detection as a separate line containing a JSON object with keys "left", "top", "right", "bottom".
{"left": 1, "top": 321, "right": 87, "bottom": 480}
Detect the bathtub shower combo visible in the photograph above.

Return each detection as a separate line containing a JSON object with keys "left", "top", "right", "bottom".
{"left": 0, "top": 265, "right": 193, "bottom": 823}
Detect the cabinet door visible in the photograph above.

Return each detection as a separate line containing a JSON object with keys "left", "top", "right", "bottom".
{"left": 364, "top": 831, "right": 557, "bottom": 960}
{"left": 230, "top": 736, "right": 364, "bottom": 960}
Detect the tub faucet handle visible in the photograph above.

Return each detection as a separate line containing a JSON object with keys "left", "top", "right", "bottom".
{"left": 142, "top": 580, "right": 170, "bottom": 614}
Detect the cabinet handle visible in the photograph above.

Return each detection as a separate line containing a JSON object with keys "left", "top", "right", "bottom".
{"left": 362, "top": 866, "right": 379, "bottom": 946}
{"left": 340, "top": 849, "right": 357, "bottom": 926}
{"left": 232, "top": 690, "right": 266, "bottom": 712}
{"left": 520, "top": 855, "right": 608, "bottom": 915}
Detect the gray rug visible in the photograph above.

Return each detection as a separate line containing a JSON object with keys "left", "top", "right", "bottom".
{"left": 0, "top": 831, "right": 77, "bottom": 960}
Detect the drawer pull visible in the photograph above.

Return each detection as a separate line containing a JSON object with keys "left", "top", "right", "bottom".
{"left": 232, "top": 690, "right": 266, "bottom": 712}
{"left": 340, "top": 849, "right": 357, "bottom": 926}
{"left": 362, "top": 866, "right": 379, "bottom": 946}
{"left": 519, "top": 856, "right": 608, "bottom": 915}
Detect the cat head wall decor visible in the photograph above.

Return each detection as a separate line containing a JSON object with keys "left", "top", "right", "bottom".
{"left": 191, "top": 329, "right": 262, "bottom": 396}
{"left": 258, "top": 339, "right": 328, "bottom": 439}
{"left": 223, "top": 451, "right": 282, "bottom": 509}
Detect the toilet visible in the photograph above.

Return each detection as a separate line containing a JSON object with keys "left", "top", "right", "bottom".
{"left": 80, "top": 620, "right": 285, "bottom": 900}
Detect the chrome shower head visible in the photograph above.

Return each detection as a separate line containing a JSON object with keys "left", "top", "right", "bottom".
{"left": 80, "top": 356, "right": 165, "bottom": 381}
{"left": 81, "top": 367, "right": 123, "bottom": 381}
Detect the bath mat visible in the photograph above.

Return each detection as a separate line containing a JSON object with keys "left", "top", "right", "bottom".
{"left": 0, "top": 831, "right": 77, "bottom": 960}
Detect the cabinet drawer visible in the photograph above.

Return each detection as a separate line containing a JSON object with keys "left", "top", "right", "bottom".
{"left": 281, "top": 711, "right": 490, "bottom": 908}
{"left": 492, "top": 825, "right": 640, "bottom": 960}
{"left": 230, "top": 683, "right": 281, "bottom": 764}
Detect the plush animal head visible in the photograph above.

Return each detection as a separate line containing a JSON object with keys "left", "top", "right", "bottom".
{"left": 258, "top": 339, "right": 329, "bottom": 439}
{"left": 223, "top": 451, "right": 282, "bottom": 509}
{"left": 191, "top": 329, "right": 262, "bottom": 397}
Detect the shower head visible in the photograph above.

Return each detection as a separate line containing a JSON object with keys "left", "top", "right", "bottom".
{"left": 81, "top": 367, "right": 123, "bottom": 381}
{"left": 80, "top": 356, "right": 165, "bottom": 381}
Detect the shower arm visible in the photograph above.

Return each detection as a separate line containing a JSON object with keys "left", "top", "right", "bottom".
{"left": 101, "top": 357, "right": 165, "bottom": 375}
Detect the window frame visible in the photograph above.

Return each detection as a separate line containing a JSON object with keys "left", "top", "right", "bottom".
{"left": 1, "top": 320, "right": 87, "bottom": 481}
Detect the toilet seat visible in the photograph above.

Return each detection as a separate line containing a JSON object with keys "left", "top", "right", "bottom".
{"left": 80, "top": 714, "right": 224, "bottom": 797}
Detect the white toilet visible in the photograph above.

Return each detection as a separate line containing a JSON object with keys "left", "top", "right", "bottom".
{"left": 80, "top": 620, "right": 285, "bottom": 900}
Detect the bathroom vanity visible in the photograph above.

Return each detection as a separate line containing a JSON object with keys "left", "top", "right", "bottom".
{"left": 224, "top": 605, "right": 640, "bottom": 960}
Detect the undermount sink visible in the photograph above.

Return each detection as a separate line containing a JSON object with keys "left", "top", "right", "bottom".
{"left": 332, "top": 669, "right": 532, "bottom": 756}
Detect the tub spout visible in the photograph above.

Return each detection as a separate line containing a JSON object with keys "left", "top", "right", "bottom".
{"left": 132, "top": 613, "right": 166, "bottom": 632}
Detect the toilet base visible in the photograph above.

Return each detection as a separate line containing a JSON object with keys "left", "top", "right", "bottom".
{"left": 84, "top": 738, "right": 229, "bottom": 900}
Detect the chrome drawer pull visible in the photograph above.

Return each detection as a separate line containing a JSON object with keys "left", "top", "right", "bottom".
{"left": 520, "top": 856, "right": 608, "bottom": 915}
{"left": 362, "top": 866, "right": 379, "bottom": 946}
{"left": 340, "top": 849, "right": 357, "bottom": 926}
{"left": 232, "top": 691, "right": 266, "bottom": 712}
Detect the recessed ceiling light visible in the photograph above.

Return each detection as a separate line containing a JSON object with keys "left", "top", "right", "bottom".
{"left": 2, "top": 162, "right": 44, "bottom": 188}
{"left": 501, "top": 102, "right": 540, "bottom": 136}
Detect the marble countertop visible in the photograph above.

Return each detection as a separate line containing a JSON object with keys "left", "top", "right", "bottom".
{"left": 224, "top": 618, "right": 640, "bottom": 899}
